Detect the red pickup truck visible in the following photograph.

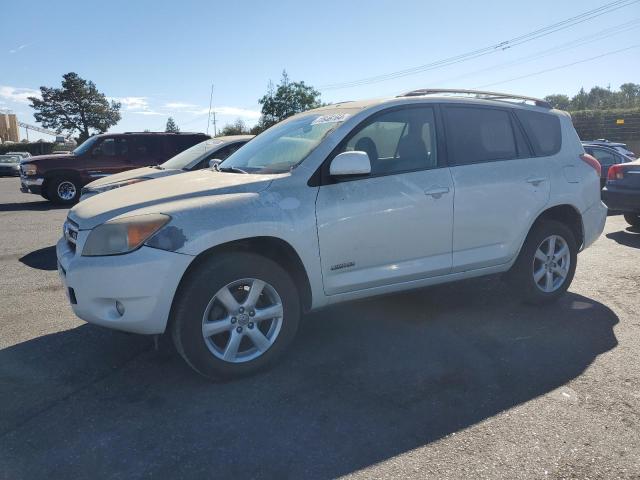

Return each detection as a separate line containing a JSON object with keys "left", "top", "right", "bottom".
{"left": 20, "top": 131, "right": 209, "bottom": 204}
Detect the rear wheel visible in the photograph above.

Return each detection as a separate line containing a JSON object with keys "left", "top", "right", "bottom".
{"left": 623, "top": 213, "right": 640, "bottom": 227}
{"left": 508, "top": 220, "right": 577, "bottom": 304}
{"left": 47, "top": 177, "right": 79, "bottom": 205}
{"left": 171, "top": 252, "right": 300, "bottom": 379}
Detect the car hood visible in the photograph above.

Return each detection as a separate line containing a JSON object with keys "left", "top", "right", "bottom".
{"left": 69, "top": 169, "right": 279, "bottom": 229}
{"left": 22, "top": 153, "right": 74, "bottom": 164}
{"left": 84, "top": 166, "right": 180, "bottom": 189}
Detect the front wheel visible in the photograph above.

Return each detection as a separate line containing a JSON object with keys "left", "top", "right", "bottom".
{"left": 623, "top": 213, "right": 640, "bottom": 227}
{"left": 508, "top": 220, "right": 578, "bottom": 305}
{"left": 171, "top": 252, "right": 300, "bottom": 379}
{"left": 47, "top": 177, "right": 79, "bottom": 205}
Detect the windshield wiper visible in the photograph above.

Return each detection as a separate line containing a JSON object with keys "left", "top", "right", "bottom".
{"left": 152, "top": 165, "right": 165, "bottom": 170}
{"left": 218, "top": 166, "right": 248, "bottom": 174}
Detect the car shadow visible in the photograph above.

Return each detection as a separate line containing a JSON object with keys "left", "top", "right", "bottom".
{"left": 606, "top": 226, "right": 640, "bottom": 249}
{"left": 0, "top": 201, "right": 68, "bottom": 212}
{"left": 18, "top": 246, "right": 58, "bottom": 271}
{"left": 0, "top": 279, "right": 619, "bottom": 479}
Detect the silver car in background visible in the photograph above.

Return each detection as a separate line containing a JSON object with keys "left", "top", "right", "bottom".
{"left": 79, "top": 135, "right": 254, "bottom": 201}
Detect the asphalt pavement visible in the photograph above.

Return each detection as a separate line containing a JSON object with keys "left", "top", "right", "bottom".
{"left": 0, "top": 177, "right": 638, "bottom": 479}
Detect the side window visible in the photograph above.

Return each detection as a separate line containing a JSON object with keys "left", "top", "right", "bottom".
{"left": 444, "top": 107, "right": 517, "bottom": 166}
{"left": 514, "top": 109, "right": 561, "bottom": 156}
{"left": 95, "top": 138, "right": 127, "bottom": 157}
{"left": 338, "top": 106, "right": 438, "bottom": 176}
{"left": 213, "top": 142, "right": 244, "bottom": 161}
{"left": 591, "top": 148, "right": 617, "bottom": 166}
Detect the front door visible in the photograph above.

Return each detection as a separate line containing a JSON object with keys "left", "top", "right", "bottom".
{"left": 82, "top": 136, "right": 131, "bottom": 180}
{"left": 316, "top": 106, "right": 454, "bottom": 295}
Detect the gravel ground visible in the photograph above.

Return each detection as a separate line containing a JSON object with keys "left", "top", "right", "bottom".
{"left": 0, "top": 177, "right": 638, "bottom": 479}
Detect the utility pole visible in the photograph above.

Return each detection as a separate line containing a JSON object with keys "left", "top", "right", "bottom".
{"left": 207, "top": 83, "right": 217, "bottom": 136}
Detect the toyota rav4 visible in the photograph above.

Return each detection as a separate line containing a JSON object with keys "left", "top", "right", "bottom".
{"left": 56, "top": 89, "right": 607, "bottom": 379}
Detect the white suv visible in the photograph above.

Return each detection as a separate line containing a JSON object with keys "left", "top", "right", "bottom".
{"left": 56, "top": 89, "right": 607, "bottom": 379}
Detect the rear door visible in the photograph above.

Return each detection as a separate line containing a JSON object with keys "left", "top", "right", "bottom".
{"left": 129, "top": 136, "right": 164, "bottom": 166}
{"left": 444, "top": 105, "right": 551, "bottom": 272}
{"left": 316, "top": 105, "right": 454, "bottom": 295}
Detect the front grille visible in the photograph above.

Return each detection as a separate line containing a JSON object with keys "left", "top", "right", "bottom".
{"left": 63, "top": 218, "right": 79, "bottom": 253}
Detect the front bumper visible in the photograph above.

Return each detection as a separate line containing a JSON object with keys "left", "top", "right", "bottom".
{"left": 20, "top": 176, "right": 44, "bottom": 194}
{"left": 56, "top": 236, "right": 193, "bottom": 334}
{"left": 581, "top": 201, "right": 607, "bottom": 250}
{"left": 602, "top": 187, "right": 640, "bottom": 213}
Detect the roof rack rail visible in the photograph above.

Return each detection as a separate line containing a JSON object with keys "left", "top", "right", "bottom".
{"left": 398, "top": 88, "right": 552, "bottom": 108}
{"left": 122, "top": 131, "right": 206, "bottom": 135}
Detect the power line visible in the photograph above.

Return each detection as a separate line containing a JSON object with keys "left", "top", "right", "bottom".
{"left": 434, "top": 18, "right": 640, "bottom": 86}
{"left": 474, "top": 44, "right": 640, "bottom": 88}
{"left": 319, "top": 0, "right": 640, "bottom": 90}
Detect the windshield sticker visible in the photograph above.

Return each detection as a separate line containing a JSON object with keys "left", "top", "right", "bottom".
{"left": 311, "top": 113, "right": 351, "bottom": 125}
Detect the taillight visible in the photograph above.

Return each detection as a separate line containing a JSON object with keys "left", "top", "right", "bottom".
{"left": 580, "top": 153, "right": 601, "bottom": 177}
{"left": 607, "top": 163, "right": 625, "bottom": 181}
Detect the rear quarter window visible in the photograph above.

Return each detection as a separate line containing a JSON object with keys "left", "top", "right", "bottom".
{"left": 514, "top": 110, "right": 561, "bottom": 156}
{"left": 444, "top": 106, "right": 517, "bottom": 166}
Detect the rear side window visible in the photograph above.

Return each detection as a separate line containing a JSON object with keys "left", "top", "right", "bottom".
{"left": 444, "top": 107, "right": 517, "bottom": 165}
{"left": 166, "top": 135, "right": 207, "bottom": 158}
{"left": 590, "top": 148, "right": 618, "bottom": 167}
{"left": 514, "top": 109, "right": 561, "bottom": 156}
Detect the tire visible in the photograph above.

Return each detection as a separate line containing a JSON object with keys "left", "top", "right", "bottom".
{"left": 507, "top": 220, "right": 577, "bottom": 305}
{"left": 47, "top": 177, "right": 79, "bottom": 205}
{"left": 623, "top": 213, "right": 640, "bottom": 227}
{"left": 171, "top": 252, "right": 300, "bottom": 380}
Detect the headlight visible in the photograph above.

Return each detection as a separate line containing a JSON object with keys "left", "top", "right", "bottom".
{"left": 85, "top": 177, "right": 148, "bottom": 195}
{"left": 22, "top": 164, "right": 37, "bottom": 176}
{"left": 82, "top": 214, "right": 171, "bottom": 256}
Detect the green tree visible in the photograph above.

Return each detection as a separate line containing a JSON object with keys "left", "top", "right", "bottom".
{"left": 571, "top": 87, "right": 589, "bottom": 111}
{"left": 218, "top": 119, "right": 249, "bottom": 136}
{"left": 544, "top": 94, "right": 571, "bottom": 110}
{"left": 256, "top": 71, "right": 322, "bottom": 132}
{"left": 28, "top": 72, "right": 121, "bottom": 143}
{"left": 165, "top": 117, "right": 180, "bottom": 133}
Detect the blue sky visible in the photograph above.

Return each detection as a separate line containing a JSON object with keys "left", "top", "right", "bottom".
{"left": 1, "top": 0, "right": 639, "bottom": 140}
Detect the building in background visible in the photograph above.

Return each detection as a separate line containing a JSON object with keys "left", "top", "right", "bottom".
{"left": 0, "top": 114, "right": 20, "bottom": 143}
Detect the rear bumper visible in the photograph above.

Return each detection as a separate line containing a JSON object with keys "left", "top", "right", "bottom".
{"left": 581, "top": 201, "right": 607, "bottom": 250}
{"left": 602, "top": 187, "right": 640, "bottom": 213}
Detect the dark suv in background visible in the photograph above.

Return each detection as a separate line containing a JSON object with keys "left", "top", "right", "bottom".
{"left": 20, "top": 131, "right": 209, "bottom": 204}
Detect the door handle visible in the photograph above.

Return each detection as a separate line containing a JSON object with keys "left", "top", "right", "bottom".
{"left": 424, "top": 186, "right": 450, "bottom": 198}
{"left": 526, "top": 177, "right": 546, "bottom": 186}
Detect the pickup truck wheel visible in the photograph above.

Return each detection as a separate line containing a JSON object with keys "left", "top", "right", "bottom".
{"left": 508, "top": 220, "right": 577, "bottom": 305}
{"left": 623, "top": 213, "right": 640, "bottom": 227}
{"left": 171, "top": 252, "right": 300, "bottom": 380}
{"left": 47, "top": 177, "right": 79, "bottom": 205}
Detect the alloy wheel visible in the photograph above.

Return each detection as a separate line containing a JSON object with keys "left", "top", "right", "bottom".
{"left": 201, "top": 278, "right": 284, "bottom": 363}
{"left": 532, "top": 234, "right": 571, "bottom": 293}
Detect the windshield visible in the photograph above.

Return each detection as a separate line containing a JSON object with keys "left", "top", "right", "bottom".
{"left": 73, "top": 136, "right": 100, "bottom": 155}
{"left": 220, "top": 113, "right": 349, "bottom": 173}
{"left": 0, "top": 155, "right": 20, "bottom": 163}
{"left": 162, "top": 139, "right": 223, "bottom": 170}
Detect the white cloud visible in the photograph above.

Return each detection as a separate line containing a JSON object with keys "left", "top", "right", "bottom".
{"left": 130, "top": 110, "right": 164, "bottom": 116}
{"left": 0, "top": 86, "right": 40, "bottom": 103}
{"left": 9, "top": 43, "right": 31, "bottom": 54}
{"left": 111, "top": 96, "right": 150, "bottom": 110}
{"left": 164, "top": 102, "right": 198, "bottom": 109}
{"left": 184, "top": 106, "right": 261, "bottom": 119}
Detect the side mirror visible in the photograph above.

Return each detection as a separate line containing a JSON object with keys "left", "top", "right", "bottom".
{"left": 209, "top": 158, "right": 222, "bottom": 169}
{"left": 330, "top": 151, "right": 371, "bottom": 177}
